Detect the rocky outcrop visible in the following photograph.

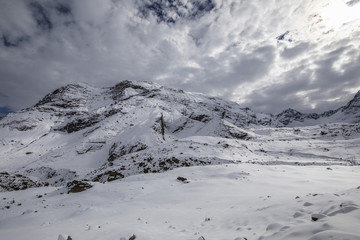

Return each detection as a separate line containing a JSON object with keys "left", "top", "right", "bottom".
{"left": 0, "top": 172, "right": 47, "bottom": 192}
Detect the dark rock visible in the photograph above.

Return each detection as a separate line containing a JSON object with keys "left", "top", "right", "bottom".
{"left": 311, "top": 213, "right": 326, "bottom": 221}
{"left": 56, "top": 115, "right": 100, "bottom": 133}
{"left": 189, "top": 113, "right": 210, "bottom": 123}
{"left": 108, "top": 142, "right": 148, "bottom": 162}
{"left": 177, "top": 176, "right": 189, "bottom": 183}
{"left": 92, "top": 170, "right": 124, "bottom": 183}
{"left": 311, "top": 216, "right": 318, "bottom": 221}
{"left": 109, "top": 80, "right": 152, "bottom": 101}
{"left": 66, "top": 180, "right": 93, "bottom": 193}
{"left": 1, "top": 120, "right": 37, "bottom": 131}
{"left": 0, "top": 172, "right": 45, "bottom": 192}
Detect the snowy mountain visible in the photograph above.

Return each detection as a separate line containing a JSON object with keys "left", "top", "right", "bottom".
{"left": 1, "top": 81, "right": 359, "bottom": 192}
{"left": 276, "top": 90, "right": 360, "bottom": 127}
{"left": 1, "top": 80, "right": 360, "bottom": 240}
{"left": 0, "top": 80, "right": 280, "bottom": 190}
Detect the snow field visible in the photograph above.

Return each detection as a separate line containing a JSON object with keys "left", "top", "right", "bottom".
{"left": 1, "top": 163, "right": 359, "bottom": 240}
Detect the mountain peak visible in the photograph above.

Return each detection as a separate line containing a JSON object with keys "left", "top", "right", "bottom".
{"left": 342, "top": 90, "right": 360, "bottom": 113}
{"left": 35, "top": 83, "right": 91, "bottom": 108}
{"left": 275, "top": 108, "right": 305, "bottom": 125}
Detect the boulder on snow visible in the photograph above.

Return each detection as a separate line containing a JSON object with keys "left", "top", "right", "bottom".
{"left": 177, "top": 176, "right": 189, "bottom": 183}
{"left": 311, "top": 213, "right": 326, "bottom": 221}
{"left": 129, "top": 234, "right": 136, "bottom": 240}
{"left": 66, "top": 180, "right": 93, "bottom": 193}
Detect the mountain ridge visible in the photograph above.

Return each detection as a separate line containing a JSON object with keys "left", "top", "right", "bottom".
{"left": 0, "top": 80, "right": 359, "bottom": 193}
{"left": 275, "top": 90, "right": 360, "bottom": 126}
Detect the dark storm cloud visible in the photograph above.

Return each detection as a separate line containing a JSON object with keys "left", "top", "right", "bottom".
{"left": 243, "top": 38, "right": 360, "bottom": 113}
{"left": 55, "top": 2, "right": 72, "bottom": 15}
{"left": 0, "top": 0, "right": 359, "bottom": 114}
{"left": 29, "top": 2, "right": 53, "bottom": 31}
{"left": 242, "top": 65, "right": 313, "bottom": 113}
{"left": 162, "top": 44, "right": 276, "bottom": 99}
{"left": 2, "top": 34, "right": 30, "bottom": 48}
{"left": 138, "top": 0, "right": 216, "bottom": 23}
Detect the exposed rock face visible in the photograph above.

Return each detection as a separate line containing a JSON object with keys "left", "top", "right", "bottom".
{"left": 67, "top": 180, "right": 93, "bottom": 194}
{"left": 0, "top": 172, "right": 46, "bottom": 192}
{"left": 342, "top": 90, "right": 360, "bottom": 115}
{"left": 276, "top": 108, "right": 319, "bottom": 126}
{"left": 35, "top": 84, "right": 90, "bottom": 109}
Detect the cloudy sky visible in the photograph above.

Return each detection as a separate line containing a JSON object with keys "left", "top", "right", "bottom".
{"left": 1, "top": 0, "right": 360, "bottom": 115}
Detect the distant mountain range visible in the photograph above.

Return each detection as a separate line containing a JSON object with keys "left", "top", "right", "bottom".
{"left": 276, "top": 90, "right": 360, "bottom": 126}
{"left": 1, "top": 80, "right": 359, "bottom": 192}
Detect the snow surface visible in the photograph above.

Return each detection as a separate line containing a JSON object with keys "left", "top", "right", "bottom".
{"left": 0, "top": 164, "right": 359, "bottom": 240}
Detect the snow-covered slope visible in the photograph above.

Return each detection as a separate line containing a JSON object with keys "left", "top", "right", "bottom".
{"left": 0, "top": 80, "right": 279, "bottom": 189}
{"left": 1, "top": 81, "right": 359, "bottom": 192}
{"left": 1, "top": 164, "right": 359, "bottom": 240}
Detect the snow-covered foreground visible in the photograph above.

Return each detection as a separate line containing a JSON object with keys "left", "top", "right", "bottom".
{"left": 1, "top": 163, "right": 359, "bottom": 240}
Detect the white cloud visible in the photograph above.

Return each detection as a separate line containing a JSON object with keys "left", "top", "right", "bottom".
{"left": 0, "top": 0, "right": 359, "bottom": 114}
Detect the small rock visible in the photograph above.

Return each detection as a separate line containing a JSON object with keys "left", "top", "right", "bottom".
{"left": 311, "top": 213, "right": 326, "bottom": 221}
{"left": 177, "top": 176, "right": 189, "bottom": 183}
{"left": 129, "top": 234, "right": 136, "bottom": 240}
